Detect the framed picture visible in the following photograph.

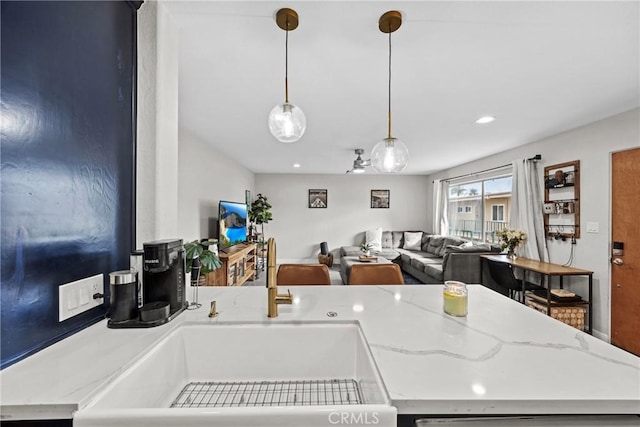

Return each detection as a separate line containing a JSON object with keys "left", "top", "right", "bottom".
{"left": 309, "top": 189, "right": 327, "bottom": 208}
{"left": 371, "top": 189, "right": 390, "bottom": 208}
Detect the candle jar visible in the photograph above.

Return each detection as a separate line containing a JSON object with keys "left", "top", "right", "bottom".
{"left": 443, "top": 281, "right": 468, "bottom": 317}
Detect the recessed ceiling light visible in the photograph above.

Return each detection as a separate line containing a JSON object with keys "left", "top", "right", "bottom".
{"left": 293, "top": 163, "right": 301, "bottom": 168}
{"left": 475, "top": 116, "right": 496, "bottom": 124}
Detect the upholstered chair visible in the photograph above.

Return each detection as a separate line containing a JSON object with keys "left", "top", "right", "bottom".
{"left": 276, "top": 264, "right": 331, "bottom": 286}
{"left": 348, "top": 263, "right": 404, "bottom": 285}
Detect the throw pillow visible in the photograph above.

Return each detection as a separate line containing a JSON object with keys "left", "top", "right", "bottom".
{"left": 403, "top": 232, "right": 423, "bottom": 251}
{"left": 439, "top": 237, "right": 469, "bottom": 257}
{"left": 365, "top": 227, "right": 383, "bottom": 253}
{"left": 443, "top": 243, "right": 492, "bottom": 255}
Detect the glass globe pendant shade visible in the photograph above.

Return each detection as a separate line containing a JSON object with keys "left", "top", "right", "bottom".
{"left": 371, "top": 137, "right": 409, "bottom": 173}
{"left": 268, "top": 102, "right": 306, "bottom": 143}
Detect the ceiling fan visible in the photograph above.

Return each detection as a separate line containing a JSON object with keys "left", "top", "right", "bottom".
{"left": 346, "top": 149, "right": 371, "bottom": 174}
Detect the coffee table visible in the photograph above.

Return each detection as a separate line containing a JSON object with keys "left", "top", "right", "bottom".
{"left": 340, "top": 255, "right": 392, "bottom": 285}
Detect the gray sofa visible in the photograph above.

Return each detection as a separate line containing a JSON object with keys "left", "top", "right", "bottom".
{"left": 340, "top": 231, "right": 501, "bottom": 284}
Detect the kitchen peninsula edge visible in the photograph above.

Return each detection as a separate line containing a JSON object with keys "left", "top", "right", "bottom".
{"left": 1, "top": 285, "right": 638, "bottom": 422}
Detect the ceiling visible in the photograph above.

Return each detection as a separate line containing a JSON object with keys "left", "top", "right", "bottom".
{"left": 164, "top": 1, "right": 639, "bottom": 175}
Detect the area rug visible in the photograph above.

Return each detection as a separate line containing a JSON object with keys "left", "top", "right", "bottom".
{"left": 402, "top": 272, "right": 423, "bottom": 285}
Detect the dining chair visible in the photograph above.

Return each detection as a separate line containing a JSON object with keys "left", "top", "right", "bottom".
{"left": 486, "top": 259, "right": 545, "bottom": 303}
{"left": 349, "top": 263, "right": 404, "bottom": 285}
{"left": 276, "top": 264, "right": 331, "bottom": 286}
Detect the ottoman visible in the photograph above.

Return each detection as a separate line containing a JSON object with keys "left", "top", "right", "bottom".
{"left": 340, "top": 255, "right": 392, "bottom": 284}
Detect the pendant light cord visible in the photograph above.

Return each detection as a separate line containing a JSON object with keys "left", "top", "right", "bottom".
{"left": 387, "top": 29, "right": 392, "bottom": 140}
{"left": 285, "top": 22, "right": 289, "bottom": 103}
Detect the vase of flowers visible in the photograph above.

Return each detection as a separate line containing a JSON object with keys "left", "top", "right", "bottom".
{"left": 497, "top": 228, "right": 527, "bottom": 258}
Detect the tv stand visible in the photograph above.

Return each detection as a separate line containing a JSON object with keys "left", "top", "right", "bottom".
{"left": 206, "top": 243, "right": 257, "bottom": 286}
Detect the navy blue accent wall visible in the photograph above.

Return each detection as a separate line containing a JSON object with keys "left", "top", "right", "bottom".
{"left": 1, "top": 1, "right": 138, "bottom": 369}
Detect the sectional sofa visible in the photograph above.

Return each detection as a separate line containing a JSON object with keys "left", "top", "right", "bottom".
{"left": 340, "top": 230, "right": 501, "bottom": 284}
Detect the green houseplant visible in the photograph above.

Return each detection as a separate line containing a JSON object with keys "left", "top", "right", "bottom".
{"left": 184, "top": 239, "right": 222, "bottom": 284}
{"left": 360, "top": 243, "right": 373, "bottom": 257}
{"left": 248, "top": 193, "right": 273, "bottom": 241}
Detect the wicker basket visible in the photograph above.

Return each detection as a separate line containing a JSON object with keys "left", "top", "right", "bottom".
{"left": 526, "top": 298, "right": 586, "bottom": 331}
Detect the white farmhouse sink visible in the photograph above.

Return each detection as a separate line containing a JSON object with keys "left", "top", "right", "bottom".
{"left": 74, "top": 322, "right": 396, "bottom": 427}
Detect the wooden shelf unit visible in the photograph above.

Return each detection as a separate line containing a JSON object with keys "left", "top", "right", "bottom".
{"left": 206, "top": 243, "right": 257, "bottom": 286}
{"left": 544, "top": 160, "right": 580, "bottom": 239}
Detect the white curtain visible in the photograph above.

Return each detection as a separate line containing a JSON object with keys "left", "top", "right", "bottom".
{"left": 511, "top": 159, "right": 548, "bottom": 261}
{"left": 433, "top": 179, "right": 449, "bottom": 235}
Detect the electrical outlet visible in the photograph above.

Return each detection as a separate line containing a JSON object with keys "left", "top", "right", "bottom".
{"left": 59, "top": 274, "right": 104, "bottom": 322}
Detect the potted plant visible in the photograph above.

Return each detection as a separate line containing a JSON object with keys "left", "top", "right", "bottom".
{"left": 184, "top": 239, "right": 222, "bottom": 285}
{"left": 248, "top": 193, "right": 273, "bottom": 241}
{"left": 360, "top": 243, "right": 373, "bottom": 257}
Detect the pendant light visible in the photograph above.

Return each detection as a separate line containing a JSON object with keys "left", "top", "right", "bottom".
{"left": 268, "top": 8, "right": 306, "bottom": 143}
{"left": 371, "top": 10, "right": 409, "bottom": 173}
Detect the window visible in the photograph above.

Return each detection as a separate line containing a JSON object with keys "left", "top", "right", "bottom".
{"left": 492, "top": 204, "right": 505, "bottom": 221}
{"left": 447, "top": 175, "right": 512, "bottom": 243}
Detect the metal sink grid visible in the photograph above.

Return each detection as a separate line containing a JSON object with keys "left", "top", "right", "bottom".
{"left": 171, "top": 379, "right": 363, "bottom": 408}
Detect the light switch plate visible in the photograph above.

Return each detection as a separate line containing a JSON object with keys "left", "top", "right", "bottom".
{"left": 59, "top": 274, "right": 104, "bottom": 322}
{"left": 586, "top": 221, "right": 599, "bottom": 233}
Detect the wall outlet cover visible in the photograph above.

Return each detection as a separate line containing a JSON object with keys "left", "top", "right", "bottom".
{"left": 59, "top": 274, "right": 104, "bottom": 322}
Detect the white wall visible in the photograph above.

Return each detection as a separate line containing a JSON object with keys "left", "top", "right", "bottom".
{"left": 136, "top": 1, "right": 180, "bottom": 246}
{"left": 154, "top": 3, "right": 180, "bottom": 239}
{"left": 426, "top": 108, "right": 640, "bottom": 340}
{"left": 136, "top": 0, "right": 157, "bottom": 247}
{"left": 178, "top": 130, "right": 255, "bottom": 243}
{"left": 255, "top": 174, "right": 430, "bottom": 260}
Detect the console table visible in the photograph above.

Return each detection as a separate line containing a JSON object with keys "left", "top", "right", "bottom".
{"left": 481, "top": 254, "right": 593, "bottom": 334}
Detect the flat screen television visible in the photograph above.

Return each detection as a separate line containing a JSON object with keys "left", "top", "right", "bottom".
{"left": 218, "top": 200, "right": 248, "bottom": 250}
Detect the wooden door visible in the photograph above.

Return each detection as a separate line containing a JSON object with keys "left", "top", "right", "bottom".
{"left": 611, "top": 147, "right": 640, "bottom": 355}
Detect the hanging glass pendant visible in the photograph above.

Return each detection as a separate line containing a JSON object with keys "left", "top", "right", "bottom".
{"left": 268, "top": 102, "right": 306, "bottom": 143}
{"left": 372, "top": 10, "right": 409, "bottom": 173}
{"left": 371, "top": 137, "right": 409, "bottom": 173}
{"left": 269, "top": 8, "right": 306, "bottom": 143}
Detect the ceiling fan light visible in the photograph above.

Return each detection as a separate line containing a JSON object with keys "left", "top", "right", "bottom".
{"left": 371, "top": 137, "right": 409, "bottom": 173}
{"left": 268, "top": 102, "right": 306, "bottom": 143}
{"left": 352, "top": 165, "right": 366, "bottom": 174}
{"left": 475, "top": 116, "right": 495, "bottom": 124}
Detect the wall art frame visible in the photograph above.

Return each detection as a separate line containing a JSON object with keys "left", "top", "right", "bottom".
{"left": 308, "top": 189, "right": 328, "bottom": 208}
{"left": 371, "top": 189, "right": 390, "bottom": 208}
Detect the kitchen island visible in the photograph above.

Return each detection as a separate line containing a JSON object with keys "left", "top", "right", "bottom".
{"left": 1, "top": 285, "right": 638, "bottom": 425}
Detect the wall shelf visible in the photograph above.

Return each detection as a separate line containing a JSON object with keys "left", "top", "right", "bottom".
{"left": 544, "top": 160, "right": 580, "bottom": 239}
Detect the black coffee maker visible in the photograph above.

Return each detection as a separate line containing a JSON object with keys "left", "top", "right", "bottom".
{"left": 142, "top": 239, "right": 186, "bottom": 320}
{"left": 107, "top": 239, "right": 186, "bottom": 328}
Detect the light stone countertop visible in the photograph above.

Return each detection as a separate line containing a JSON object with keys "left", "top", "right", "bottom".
{"left": 1, "top": 285, "right": 639, "bottom": 421}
